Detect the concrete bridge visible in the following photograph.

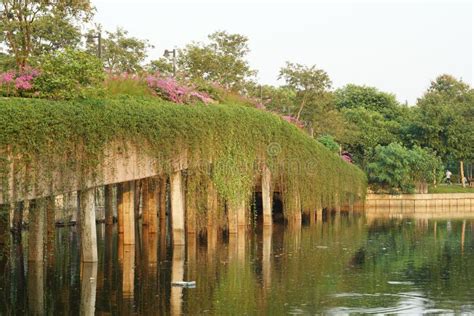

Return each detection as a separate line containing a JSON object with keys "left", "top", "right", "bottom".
{"left": 0, "top": 99, "right": 366, "bottom": 266}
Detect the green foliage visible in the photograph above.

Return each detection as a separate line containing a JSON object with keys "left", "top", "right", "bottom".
{"left": 335, "top": 84, "right": 401, "bottom": 120}
{"left": 410, "top": 75, "right": 474, "bottom": 162}
{"left": 367, "top": 143, "right": 442, "bottom": 193}
{"left": 87, "top": 27, "right": 152, "bottom": 73}
{"left": 278, "top": 62, "right": 332, "bottom": 122}
{"left": 103, "top": 74, "right": 153, "bottom": 97}
{"left": 0, "top": 0, "right": 94, "bottom": 68}
{"left": 178, "top": 31, "right": 256, "bottom": 90}
{"left": 146, "top": 57, "right": 174, "bottom": 76}
{"left": 342, "top": 108, "right": 399, "bottom": 167}
{"left": 317, "top": 135, "right": 340, "bottom": 154}
{"left": 0, "top": 97, "right": 366, "bottom": 217}
{"left": 34, "top": 49, "right": 105, "bottom": 99}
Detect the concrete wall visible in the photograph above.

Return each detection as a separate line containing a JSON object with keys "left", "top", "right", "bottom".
{"left": 365, "top": 193, "right": 474, "bottom": 219}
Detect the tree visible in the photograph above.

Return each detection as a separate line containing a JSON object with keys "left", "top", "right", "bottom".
{"left": 342, "top": 107, "right": 400, "bottom": 168}
{"left": 178, "top": 31, "right": 256, "bottom": 90}
{"left": 411, "top": 75, "right": 474, "bottom": 187}
{"left": 147, "top": 57, "right": 174, "bottom": 76}
{"left": 87, "top": 27, "right": 152, "bottom": 73}
{"left": 335, "top": 84, "right": 402, "bottom": 120}
{"left": 0, "top": 0, "right": 94, "bottom": 69}
{"left": 278, "top": 62, "right": 332, "bottom": 121}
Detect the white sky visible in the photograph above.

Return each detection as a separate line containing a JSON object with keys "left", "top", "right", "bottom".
{"left": 92, "top": 0, "right": 473, "bottom": 104}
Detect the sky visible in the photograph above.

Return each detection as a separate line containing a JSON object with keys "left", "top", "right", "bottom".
{"left": 92, "top": 0, "right": 473, "bottom": 104}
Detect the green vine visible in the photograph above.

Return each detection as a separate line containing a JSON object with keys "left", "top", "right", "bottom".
{"left": 0, "top": 96, "right": 367, "bottom": 221}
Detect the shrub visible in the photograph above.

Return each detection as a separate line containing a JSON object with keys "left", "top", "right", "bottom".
{"left": 34, "top": 48, "right": 105, "bottom": 99}
{"left": 368, "top": 143, "right": 443, "bottom": 193}
{"left": 317, "top": 135, "right": 340, "bottom": 154}
{"left": 0, "top": 68, "right": 40, "bottom": 97}
{"left": 146, "top": 74, "right": 214, "bottom": 104}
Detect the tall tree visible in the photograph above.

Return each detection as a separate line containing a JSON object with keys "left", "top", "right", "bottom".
{"left": 0, "top": 0, "right": 93, "bottom": 69}
{"left": 86, "top": 27, "right": 152, "bottom": 73}
{"left": 412, "top": 75, "right": 474, "bottom": 186}
{"left": 178, "top": 31, "right": 256, "bottom": 90}
{"left": 278, "top": 62, "right": 332, "bottom": 121}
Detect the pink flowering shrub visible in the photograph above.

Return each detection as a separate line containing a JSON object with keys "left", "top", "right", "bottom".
{"left": 146, "top": 74, "right": 214, "bottom": 105}
{"left": 0, "top": 68, "right": 40, "bottom": 97}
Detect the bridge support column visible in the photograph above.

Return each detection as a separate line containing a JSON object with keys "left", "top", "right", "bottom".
{"left": 170, "top": 171, "right": 185, "bottom": 245}
{"left": 142, "top": 178, "right": 158, "bottom": 233}
{"left": 228, "top": 202, "right": 238, "bottom": 234}
{"left": 262, "top": 165, "right": 272, "bottom": 227}
{"left": 117, "top": 184, "right": 124, "bottom": 234}
{"left": 186, "top": 181, "right": 197, "bottom": 235}
{"left": 316, "top": 207, "right": 323, "bottom": 220}
{"left": 104, "top": 184, "right": 114, "bottom": 225}
{"left": 80, "top": 188, "right": 98, "bottom": 262}
{"left": 28, "top": 200, "right": 45, "bottom": 262}
{"left": 120, "top": 181, "right": 135, "bottom": 245}
{"left": 237, "top": 199, "right": 247, "bottom": 228}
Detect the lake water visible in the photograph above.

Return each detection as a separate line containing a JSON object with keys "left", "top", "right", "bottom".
{"left": 0, "top": 214, "right": 473, "bottom": 315}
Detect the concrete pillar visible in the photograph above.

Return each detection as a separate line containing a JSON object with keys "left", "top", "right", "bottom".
{"left": 80, "top": 262, "right": 98, "bottom": 316}
{"left": 170, "top": 171, "right": 185, "bottom": 245}
{"left": 119, "top": 182, "right": 135, "bottom": 245}
{"left": 316, "top": 208, "right": 323, "bottom": 221}
{"left": 237, "top": 199, "right": 247, "bottom": 228}
{"left": 227, "top": 202, "right": 238, "bottom": 234}
{"left": 262, "top": 165, "right": 272, "bottom": 226}
{"left": 309, "top": 209, "right": 316, "bottom": 225}
{"left": 80, "top": 188, "right": 98, "bottom": 263}
{"left": 117, "top": 183, "right": 124, "bottom": 234}
{"left": 28, "top": 200, "right": 45, "bottom": 262}
{"left": 142, "top": 178, "right": 158, "bottom": 233}
{"left": 12, "top": 201, "right": 24, "bottom": 233}
{"left": 186, "top": 181, "right": 197, "bottom": 235}
{"left": 159, "top": 177, "right": 167, "bottom": 224}
{"left": 104, "top": 184, "right": 114, "bottom": 225}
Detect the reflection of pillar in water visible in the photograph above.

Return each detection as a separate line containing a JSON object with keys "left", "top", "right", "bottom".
{"left": 80, "top": 262, "right": 98, "bottom": 316}
{"left": 28, "top": 260, "right": 44, "bottom": 315}
{"left": 144, "top": 226, "right": 158, "bottom": 265}
{"left": 228, "top": 233, "right": 237, "bottom": 262}
{"left": 262, "top": 226, "right": 272, "bottom": 288}
{"left": 171, "top": 245, "right": 185, "bottom": 316}
{"left": 46, "top": 197, "right": 56, "bottom": 268}
{"left": 122, "top": 245, "right": 135, "bottom": 299}
{"left": 187, "top": 234, "right": 197, "bottom": 281}
{"left": 237, "top": 226, "right": 246, "bottom": 263}
{"left": 461, "top": 220, "right": 466, "bottom": 255}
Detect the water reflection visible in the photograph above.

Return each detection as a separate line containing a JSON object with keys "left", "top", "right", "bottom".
{"left": 0, "top": 214, "right": 473, "bottom": 314}
{"left": 80, "top": 263, "right": 97, "bottom": 316}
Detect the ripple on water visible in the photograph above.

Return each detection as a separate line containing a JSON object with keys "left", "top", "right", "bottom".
{"left": 328, "top": 291, "right": 453, "bottom": 315}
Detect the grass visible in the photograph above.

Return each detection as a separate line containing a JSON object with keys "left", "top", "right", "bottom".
{"left": 429, "top": 184, "right": 474, "bottom": 194}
